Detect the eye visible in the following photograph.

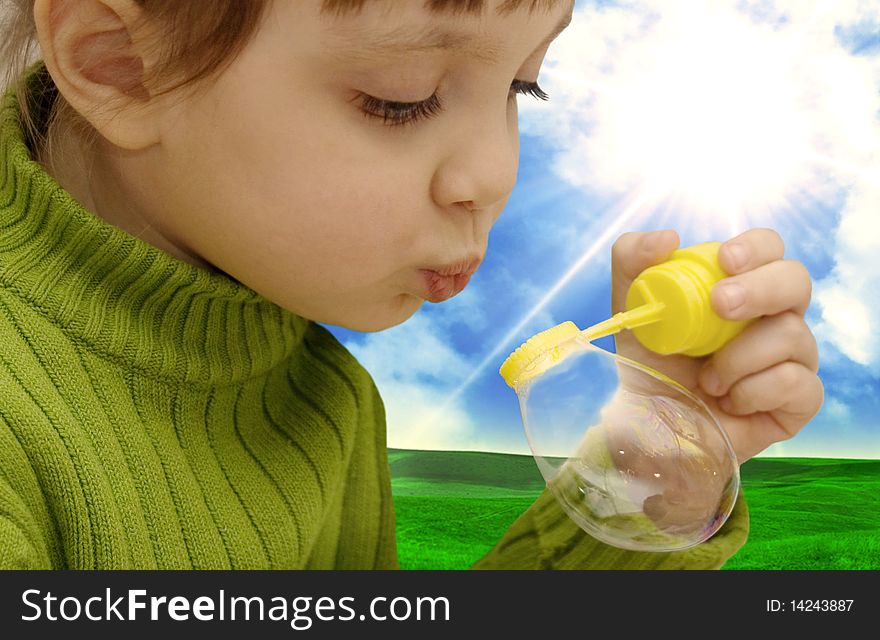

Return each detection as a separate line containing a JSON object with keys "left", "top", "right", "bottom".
{"left": 359, "top": 79, "right": 550, "bottom": 128}
{"left": 359, "top": 92, "right": 444, "bottom": 128}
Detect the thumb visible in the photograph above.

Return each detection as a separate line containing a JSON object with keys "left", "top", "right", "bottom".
{"left": 610, "top": 230, "right": 680, "bottom": 314}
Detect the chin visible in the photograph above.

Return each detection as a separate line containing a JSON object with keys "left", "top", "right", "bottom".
{"left": 326, "top": 294, "right": 424, "bottom": 333}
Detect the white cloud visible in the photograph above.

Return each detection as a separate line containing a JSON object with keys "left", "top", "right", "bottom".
{"left": 813, "top": 178, "right": 880, "bottom": 372}
{"left": 821, "top": 397, "right": 853, "bottom": 421}
{"left": 345, "top": 312, "right": 479, "bottom": 449}
{"left": 343, "top": 311, "right": 468, "bottom": 385}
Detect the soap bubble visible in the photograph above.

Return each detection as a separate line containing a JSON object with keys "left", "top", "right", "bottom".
{"left": 516, "top": 333, "right": 739, "bottom": 551}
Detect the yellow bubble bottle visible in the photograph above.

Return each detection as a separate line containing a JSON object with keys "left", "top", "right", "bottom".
{"left": 589, "top": 240, "right": 752, "bottom": 355}
{"left": 499, "top": 241, "right": 748, "bottom": 551}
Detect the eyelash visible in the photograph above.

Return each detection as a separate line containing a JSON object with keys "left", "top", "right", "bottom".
{"left": 359, "top": 79, "right": 550, "bottom": 128}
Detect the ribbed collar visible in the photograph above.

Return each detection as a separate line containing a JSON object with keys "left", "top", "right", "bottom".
{"left": 0, "top": 61, "right": 308, "bottom": 387}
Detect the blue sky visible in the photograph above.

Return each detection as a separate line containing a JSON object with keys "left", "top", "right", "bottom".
{"left": 323, "top": 0, "right": 880, "bottom": 460}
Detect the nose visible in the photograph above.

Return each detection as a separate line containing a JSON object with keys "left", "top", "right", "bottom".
{"left": 430, "top": 102, "right": 520, "bottom": 213}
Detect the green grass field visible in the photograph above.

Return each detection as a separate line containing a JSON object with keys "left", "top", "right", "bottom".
{"left": 388, "top": 449, "right": 880, "bottom": 570}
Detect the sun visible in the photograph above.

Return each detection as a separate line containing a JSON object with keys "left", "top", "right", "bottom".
{"left": 583, "top": 4, "right": 823, "bottom": 232}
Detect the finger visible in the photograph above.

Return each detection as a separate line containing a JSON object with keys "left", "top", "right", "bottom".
{"left": 611, "top": 229, "right": 680, "bottom": 313}
{"left": 711, "top": 259, "right": 812, "bottom": 320}
{"left": 718, "top": 362, "right": 824, "bottom": 437}
{"left": 718, "top": 228, "right": 785, "bottom": 275}
{"left": 699, "top": 311, "right": 819, "bottom": 397}
{"left": 723, "top": 379, "right": 825, "bottom": 464}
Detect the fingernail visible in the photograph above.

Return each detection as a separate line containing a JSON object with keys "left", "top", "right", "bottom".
{"left": 717, "top": 282, "right": 745, "bottom": 312}
{"left": 642, "top": 230, "right": 667, "bottom": 252}
{"left": 725, "top": 243, "right": 748, "bottom": 270}
{"left": 701, "top": 365, "right": 722, "bottom": 395}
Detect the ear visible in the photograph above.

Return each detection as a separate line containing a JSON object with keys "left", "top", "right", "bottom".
{"left": 33, "top": 0, "right": 164, "bottom": 151}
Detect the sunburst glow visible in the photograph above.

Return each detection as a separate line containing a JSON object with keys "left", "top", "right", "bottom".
{"left": 594, "top": 5, "right": 816, "bottom": 217}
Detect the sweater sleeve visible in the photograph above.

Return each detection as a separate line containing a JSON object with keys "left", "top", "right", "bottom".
{"left": 469, "top": 484, "right": 749, "bottom": 570}
{"left": 0, "top": 474, "right": 53, "bottom": 570}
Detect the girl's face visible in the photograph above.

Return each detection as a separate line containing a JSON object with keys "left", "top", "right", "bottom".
{"left": 132, "top": 0, "right": 573, "bottom": 331}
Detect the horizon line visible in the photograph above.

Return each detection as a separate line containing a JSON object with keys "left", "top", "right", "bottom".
{"left": 387, "top": 446, "right": 880, "bottom": 462}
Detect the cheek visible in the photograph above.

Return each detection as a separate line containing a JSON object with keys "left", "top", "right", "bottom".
{"left": 250, "top": 129, "right": 429, "bottom": 265}
{"left": 168, "top": 73, "right": 433, "bottom": 284}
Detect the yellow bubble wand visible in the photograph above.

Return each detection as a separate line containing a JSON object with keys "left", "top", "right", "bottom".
{"left": 501, "top": 241, "right": 754, "bottom": 389}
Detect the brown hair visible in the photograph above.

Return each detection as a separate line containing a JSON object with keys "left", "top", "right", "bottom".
{"left": 0, "top": 0, "right": 559, "bottom": 164}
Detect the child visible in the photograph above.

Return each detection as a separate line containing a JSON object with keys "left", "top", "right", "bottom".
{"left": 0, "top": 0, "right": 822, "bottom": 569}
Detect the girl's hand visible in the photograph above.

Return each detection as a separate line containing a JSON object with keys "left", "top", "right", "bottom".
{"left": 610, "top": 228, "right": 824, "bottom": 464}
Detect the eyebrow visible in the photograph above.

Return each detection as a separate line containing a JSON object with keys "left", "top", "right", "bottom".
{"left": 329, "top": 1, "right": 575, "bottom": 64}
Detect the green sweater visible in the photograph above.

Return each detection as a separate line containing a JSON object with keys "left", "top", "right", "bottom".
{"left": 0, "top": 62, "right": 749, "bottom": 570}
